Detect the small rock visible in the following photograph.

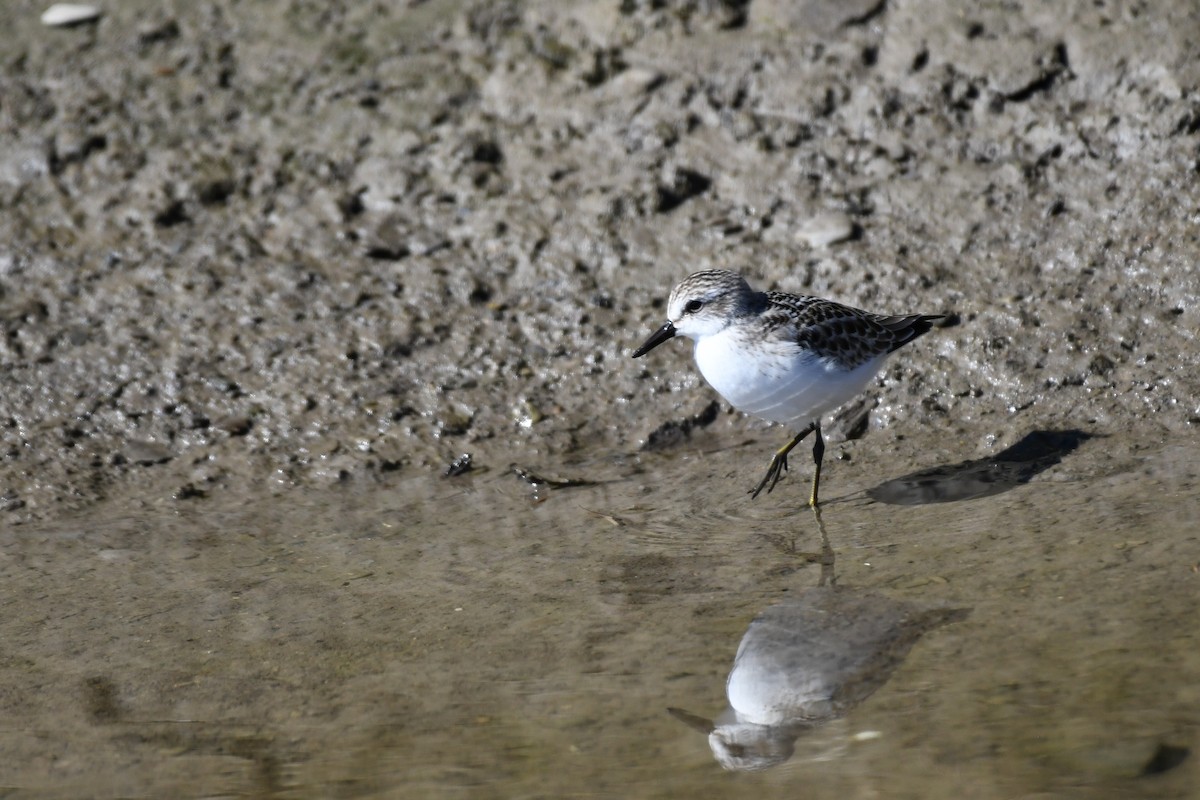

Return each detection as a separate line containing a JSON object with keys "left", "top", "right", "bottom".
{"left": 796, "top": 212, "right": 856, "bottom": 247}
{"left": 41, "top": 3, "right": 102, "bottom": 27}
{"left": 656, "top": 167, "right": 711, "bottom": 214}
{"left": 1, "top": 490, "right": 24, "bottom": 512}
{"left": 123, "top": 440, "right": 173, "bottom": 466}
{"left": 1089, "top": 354, "right": 1116, "bottom": 376}
{"left": 173, "top": 483, "right": 208, "bottom": 500}
{"left": 436, "top": 405, "right": 474, "bottom": 437}
{"left": 137, "top": 17, "right": 179, "bottom": 44}
{"left": 217, "top": 415, "right": 253, "bottom": 436}
{"left": 443, "top": 453, "right": 473, "bottom": 477}
{"left": 609, "top": 67, "right": 665, "bottom": 96}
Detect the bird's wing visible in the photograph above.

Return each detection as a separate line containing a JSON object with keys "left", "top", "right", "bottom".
{"left": 763, "top": 293, "right": 939, "bottom": 367}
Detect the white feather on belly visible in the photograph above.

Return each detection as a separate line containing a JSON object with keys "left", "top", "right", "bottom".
{"left": 694, "top": 331, "right": 886, "bottom": 426}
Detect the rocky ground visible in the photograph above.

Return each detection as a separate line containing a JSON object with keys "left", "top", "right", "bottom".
{"left": 3, "top": 0, "right": 1200, "bottom": 524}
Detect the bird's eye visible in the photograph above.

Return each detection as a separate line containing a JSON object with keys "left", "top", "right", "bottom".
{"left": 684, "top": 299, "right": 704, "bottom": 314}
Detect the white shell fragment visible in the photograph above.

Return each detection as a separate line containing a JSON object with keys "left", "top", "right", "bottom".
{"left": 796, "top": 211, "right": 855, "bottom": 248}
{"left": 40, "top": 4, "right": 102, "bottom": 27}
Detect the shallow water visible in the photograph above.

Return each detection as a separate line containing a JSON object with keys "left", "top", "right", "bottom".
{"left": 2, "top": 430, "right": 1197, "bottom": 798}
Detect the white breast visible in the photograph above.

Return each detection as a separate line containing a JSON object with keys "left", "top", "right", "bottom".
{"left": 693, "top": 330, "right": 885, "bottom": 426}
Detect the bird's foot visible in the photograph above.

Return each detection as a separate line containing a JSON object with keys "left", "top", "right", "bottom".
{"left": 749, "top": 451, "right": 789, "bottom": 499}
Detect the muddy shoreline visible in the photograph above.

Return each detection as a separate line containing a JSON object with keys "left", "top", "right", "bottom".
{"left": 2, "top": 0, "right": 1199, "bottom": 524}
{"left": 2, "top": 1, "right": 1199, "bottom": 796}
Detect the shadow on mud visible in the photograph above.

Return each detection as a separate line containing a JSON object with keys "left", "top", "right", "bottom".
{"left": 867, "top": 429, "right": 1094, "bottom": 506}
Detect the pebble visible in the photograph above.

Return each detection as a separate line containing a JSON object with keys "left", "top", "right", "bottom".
{"left": 123, "top": 440, "right": 173, "bottom": 466}
{"left": 40, "top": 3, "right": 102, "bottom": 27}
{"left": 796, "top": 212, "right": 855, "bottom": 248}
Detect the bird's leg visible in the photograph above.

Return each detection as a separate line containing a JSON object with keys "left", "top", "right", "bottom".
{"left": 809, "top": 423, "right": 825, "bottom": 507}
{"left": 749, "top": 422, "right": 817, "bottom": 499}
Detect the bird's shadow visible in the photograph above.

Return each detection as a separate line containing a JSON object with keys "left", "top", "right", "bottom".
{"left": 867, "top": 429, "right": 1094, "bottom": 506}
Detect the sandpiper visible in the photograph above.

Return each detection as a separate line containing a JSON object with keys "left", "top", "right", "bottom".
{"left": 632, "top": 269, "right": 944, "bottom": 506}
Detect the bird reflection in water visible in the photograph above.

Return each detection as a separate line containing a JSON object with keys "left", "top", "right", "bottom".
{"left": 669, "top": 509, "right": 967, "bottom": 771}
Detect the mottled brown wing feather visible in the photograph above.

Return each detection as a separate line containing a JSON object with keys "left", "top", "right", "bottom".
{"left": 764, "top": 292, "right": 942, "bottom": 368}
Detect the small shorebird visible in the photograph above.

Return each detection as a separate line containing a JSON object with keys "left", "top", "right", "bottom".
{"left": 632, "top": 269, "right": 944, "bottom": 506}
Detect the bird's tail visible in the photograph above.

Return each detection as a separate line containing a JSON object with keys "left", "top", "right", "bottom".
{"left": 876, "top": 314, "right": 948, "bottom": 353}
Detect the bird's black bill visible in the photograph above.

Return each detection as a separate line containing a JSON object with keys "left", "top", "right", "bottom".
{"left": 631, "top": 321, "right": 676, "bottom": 357}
